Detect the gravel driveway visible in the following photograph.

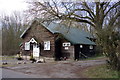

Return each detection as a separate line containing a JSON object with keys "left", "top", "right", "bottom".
{"left": 2, "top": 68, "right": 40, "bottom": 78}
{"left": 2, "top": 57, "right": 106, "bottom": 78}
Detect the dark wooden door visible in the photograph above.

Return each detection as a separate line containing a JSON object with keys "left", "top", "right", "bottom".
{"left": 55, "top": 39, "right": 62, "bottom": 60}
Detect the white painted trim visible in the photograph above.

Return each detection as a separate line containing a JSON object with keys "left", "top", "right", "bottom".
{"left": 29, "top": 38, "right": 37, "bottom": 43}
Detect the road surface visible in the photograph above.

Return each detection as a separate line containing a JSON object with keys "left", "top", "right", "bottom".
{"left": 2, "top": 68, "right": 40, "bottom": 78}
{"left": 1, "top": 57, "right": 107, "bottom": 78}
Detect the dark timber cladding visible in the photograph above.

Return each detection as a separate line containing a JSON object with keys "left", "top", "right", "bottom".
{"left": 21, "top": 20, "right": 55, "bottom": 57}
{"left": 74, "top": 44, "right": 95, "bottom": 60}
{"left": 20, "top": 19, "right": 96, "bottom": 60}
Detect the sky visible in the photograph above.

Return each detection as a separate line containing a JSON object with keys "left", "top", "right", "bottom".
{"left": 0, "top": 0, "right": 119, "bottom": 15}
{"left": 0, "top": 0, "right": 28, "bottom": 15}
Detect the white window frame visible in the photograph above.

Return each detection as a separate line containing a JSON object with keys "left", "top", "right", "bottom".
{"left": 25, "top": 42, "right": 30, "bottom": 50}
{"left": 44, "top": 41, "right": 50, "bottom": 50}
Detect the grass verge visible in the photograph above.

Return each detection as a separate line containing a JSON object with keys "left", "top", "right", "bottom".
{"left": 83, "top": 64, "right": 119, "bottom": 78}
{"left": 86, "top": 55, "right": 107, "bottom": 60}
{"left": 1, "top": 56, "right": 15, "bottom": 60}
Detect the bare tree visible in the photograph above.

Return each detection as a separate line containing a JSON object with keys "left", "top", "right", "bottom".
{"left": 28, "top": 0, "right": 119, "bottom": 29}
{"left": 1, "top": 12, "right": 27, "bottom": 55}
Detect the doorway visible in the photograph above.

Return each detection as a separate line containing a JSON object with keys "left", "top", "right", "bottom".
{"left": 55, "top": 38, "right": 62, "bottom": 60}
{"left": 29, "top": 38, "right": 40, "bottom": 58}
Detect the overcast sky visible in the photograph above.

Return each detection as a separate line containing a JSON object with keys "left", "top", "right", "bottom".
{"left": 0, "top": 0, "right": 28, "bottom": 15}
{"left": 0, "top": 0, "right": 119, "bottom": 16}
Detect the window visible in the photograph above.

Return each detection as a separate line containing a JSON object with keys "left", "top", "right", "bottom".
{"left": 44, "top": 41, "right": 50, "bottom": 50}
{"left": 89, "top": 45, "right": 93, "bottom": 49}
{"left": 25, "top": 42, "right": 30, "bottom": 50}
{"left": 80, "top": 45, "right": 83, "bottom": 48}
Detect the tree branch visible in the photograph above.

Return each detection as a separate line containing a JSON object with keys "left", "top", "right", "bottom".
{"left": 52, "top": 0, "right": 59, "bottom": 13}
{"left": 103, "top": 1, "right": 111, "bottom": 11}
{"left": 60, "top": 16, "right": 96, "bottom": 27}
{"left": 108, "top": 12, "right": 120, "bottom": 27}
{"left": 104, "top": 1, "right": 120, "bottom": 17}
{"left": 82, "top": 2, "right": 95, "bottom": 18}
{"left": 72, "top": 14, "right": 93, "bottom": 21}
{"left": 71, "top": 8, "right": 94, "bottom": 20}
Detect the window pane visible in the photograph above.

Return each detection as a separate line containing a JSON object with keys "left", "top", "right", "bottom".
{"left": 44, "top": 41, "right": 50, "bottom": 50}
{"left": 90, "top": 45, "right": 93, "bottom": 49}
{"left": 25, "top": 42, "right": 30, "bottom": 50}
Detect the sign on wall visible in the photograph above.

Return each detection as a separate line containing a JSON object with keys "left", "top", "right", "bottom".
{"left": 65, "top": 47, "right": 69, "bottom": 50}
{"left": 25, "top": 42, "right": 30, "bottom": 50}
{"left": 63, "top": 42, "right": 71, "bottom": 47}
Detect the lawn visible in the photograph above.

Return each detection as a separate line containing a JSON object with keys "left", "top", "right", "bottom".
{"left": 84, "top": 55, "right": 106, "bottom": 60}
{"left": 83, "top": 64, "right": 119, "bottom": 78}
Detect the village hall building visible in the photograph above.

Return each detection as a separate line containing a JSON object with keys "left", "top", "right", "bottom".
{"left": 20, "top": 19, "right": 96, "bottom": 60}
